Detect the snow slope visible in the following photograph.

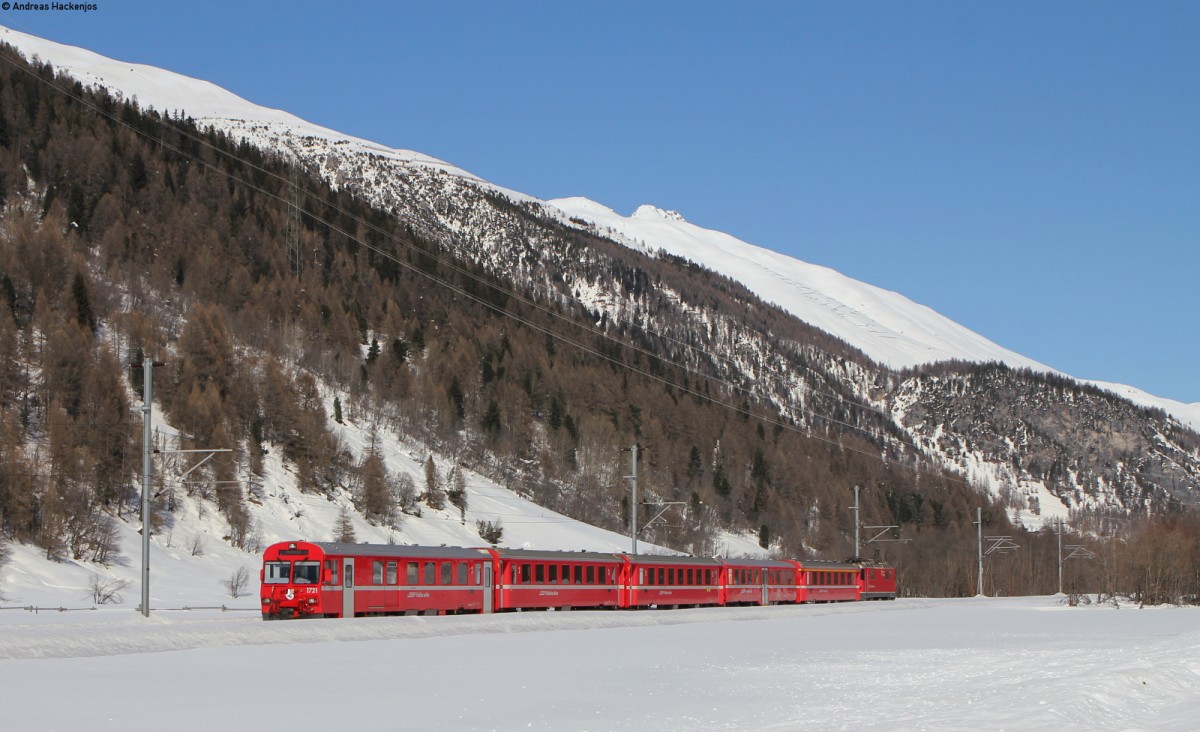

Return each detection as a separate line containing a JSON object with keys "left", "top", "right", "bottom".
{"left": 0, "top": 387, "right": 764, "bottom": 610}
{"left": 3, "top": 25, "right": 1197, "bottom": 431}
{"left": 549, "top": 197, "right": 1051, "bottom": 372}
{"left": 2, "top": 596, "right": 1198, "bottom": 731}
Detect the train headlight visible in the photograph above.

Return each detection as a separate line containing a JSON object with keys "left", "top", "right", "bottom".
{"left": 261, "top": 597, "right": 271, "bottom": 604}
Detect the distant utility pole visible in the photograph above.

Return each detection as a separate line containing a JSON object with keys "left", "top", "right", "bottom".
{"left": 975, "top": 506, "right": 1020, "bottom": 597}
{"left": 976, "top": 508, "right": 983, "bottom": 596}
{"left": 1057, "top": 518, "right": 1063, "bottom": 594}
{"left": 850, "top": 485, "right": 902, "bottom": 560}
{"left": 131, "top": 357, "right": 229, "bottom": 617}
{"left": 624, "top": 445, "right": 638, "bottom": 555}
{"left": 134, "top": 357, "right": 163, "bottom": 618}
{"left": 1057, "top": 518, "right": 1095, "bottom": 594}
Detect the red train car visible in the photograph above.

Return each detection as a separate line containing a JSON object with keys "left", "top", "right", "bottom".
{"left": 623, "top": 554, "right": 722, "bottom": 609}
{"left": 796, "top": 559, "right": 860, "bottom": 603}
{"left": 260, "top": 541, "right": 493, "bottom": 619}
{"left": 492, "top": 549, "right": 623, "bottom": 611}
{"left": 854, "top": 560, "right": 898, "bottom": 600}
{"left": 720, "top": 558, "right": 800, "bottom": 606}
{"left": 261, "top": 541, "right": 898, "bottom": 619}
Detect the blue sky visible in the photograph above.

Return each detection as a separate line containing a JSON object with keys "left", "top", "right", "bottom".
{"left": 5, "top": 2, "right": 1198, "bottom": 403}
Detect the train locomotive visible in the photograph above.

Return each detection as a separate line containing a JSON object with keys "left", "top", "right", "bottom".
{"left": 260, "top": 541, "right": 897, "bottom": 620}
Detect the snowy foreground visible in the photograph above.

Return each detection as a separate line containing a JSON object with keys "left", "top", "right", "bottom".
{"left": 1, "top": 596, "right": 1197, "bottom": 731}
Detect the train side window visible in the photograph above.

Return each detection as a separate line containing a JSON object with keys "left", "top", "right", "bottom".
{"left": 585, "top": 565, "right": 595, "bottom": 584}
{"left": 534, "top": 564, "right": 545, "bottom": 584}
{"left": 548, "top": 565, "right": 558, "bottom": 584}
{"left": 325, "top": 559, "right": 338, "bottom": 586}
{"left": 386, "top": 561, "right": 398, "bottom": 585}
{"left": 407, "top": 562, "right": 418, "bottom": 584}
{"left": 458, "top": 563, "right": 468, "bottom": 585}
{"left": 573, "top": 565, "right": 582, "bottom": 584}
{"left": 520, "top": 564, "right": 531, "bottom": 584}
{"left": 372, "top": 561, "right": 383, "bottom": 585}
{"left": 424, "top": 562, "right": 436, "bottom": 585}
{"left": 441, "top": 562, "right": 453, "bottom": 585}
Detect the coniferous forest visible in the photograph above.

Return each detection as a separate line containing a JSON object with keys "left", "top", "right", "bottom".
{"left": 1, "top": 43, "right": 1198, "bottom": 601}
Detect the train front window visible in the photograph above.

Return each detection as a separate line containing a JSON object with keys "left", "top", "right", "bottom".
{"left": 293, "top": 562, "right": 321, "bottom": 584}
{"left": 265, "top": 562, "right": 290, "bottom": 584}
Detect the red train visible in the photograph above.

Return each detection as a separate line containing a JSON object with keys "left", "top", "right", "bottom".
{"left": 260, "top": 541, "right": 897, "bottom": 620}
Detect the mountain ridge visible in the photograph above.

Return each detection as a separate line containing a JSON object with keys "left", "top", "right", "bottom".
{"left": 6, "top": 24, "right": 1195, "bottom": 430}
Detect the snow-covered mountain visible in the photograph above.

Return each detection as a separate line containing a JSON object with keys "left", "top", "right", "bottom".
{"left": 3, "top": 19, "right": 1200, "bottom": 598}
{"left": 7, "top": 25, "right": 1194, "bottom": 430}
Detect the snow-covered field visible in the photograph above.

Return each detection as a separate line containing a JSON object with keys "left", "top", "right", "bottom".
{"left": 1, "top": 596, "right": 1196, "bottom": 731}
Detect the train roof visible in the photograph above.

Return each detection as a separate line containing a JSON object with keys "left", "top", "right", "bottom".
{"left": 625, "top": 553, "right": 723, "bottom": 567}
{"left": 719, "top": 556, "right": 798, "bottom": 569}
{"left": 796, "top": 559, "right": 860, "bottom": 571}
{"left": 306, "top": 542, "right": 491, "bottom": 559}
{"left": 494, "top": 548, "right": 624, "bottom": 563}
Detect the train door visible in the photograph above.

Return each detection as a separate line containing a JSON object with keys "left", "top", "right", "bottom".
{"left": 760, "top": 569, "right": 769, "bottom": 606}
{"left": 342, "top": 558, "right": 355, "bottom": 618}
{"left": 482, "top": 563, "right": 494, "bottom": 614}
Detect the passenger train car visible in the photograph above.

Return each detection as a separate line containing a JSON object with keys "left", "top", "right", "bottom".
{"left": 260, "top": 541, "right": 897, "bottom": 620}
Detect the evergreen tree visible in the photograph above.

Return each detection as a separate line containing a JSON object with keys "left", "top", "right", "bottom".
{"left": 447, "top": 466, "right": 468, "bottom": 523}
{"left": 334, "top": 505, "right": 356, "bottom": 543}
{"left": 424, "top": 456, "right": 446, "bottom": 510}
